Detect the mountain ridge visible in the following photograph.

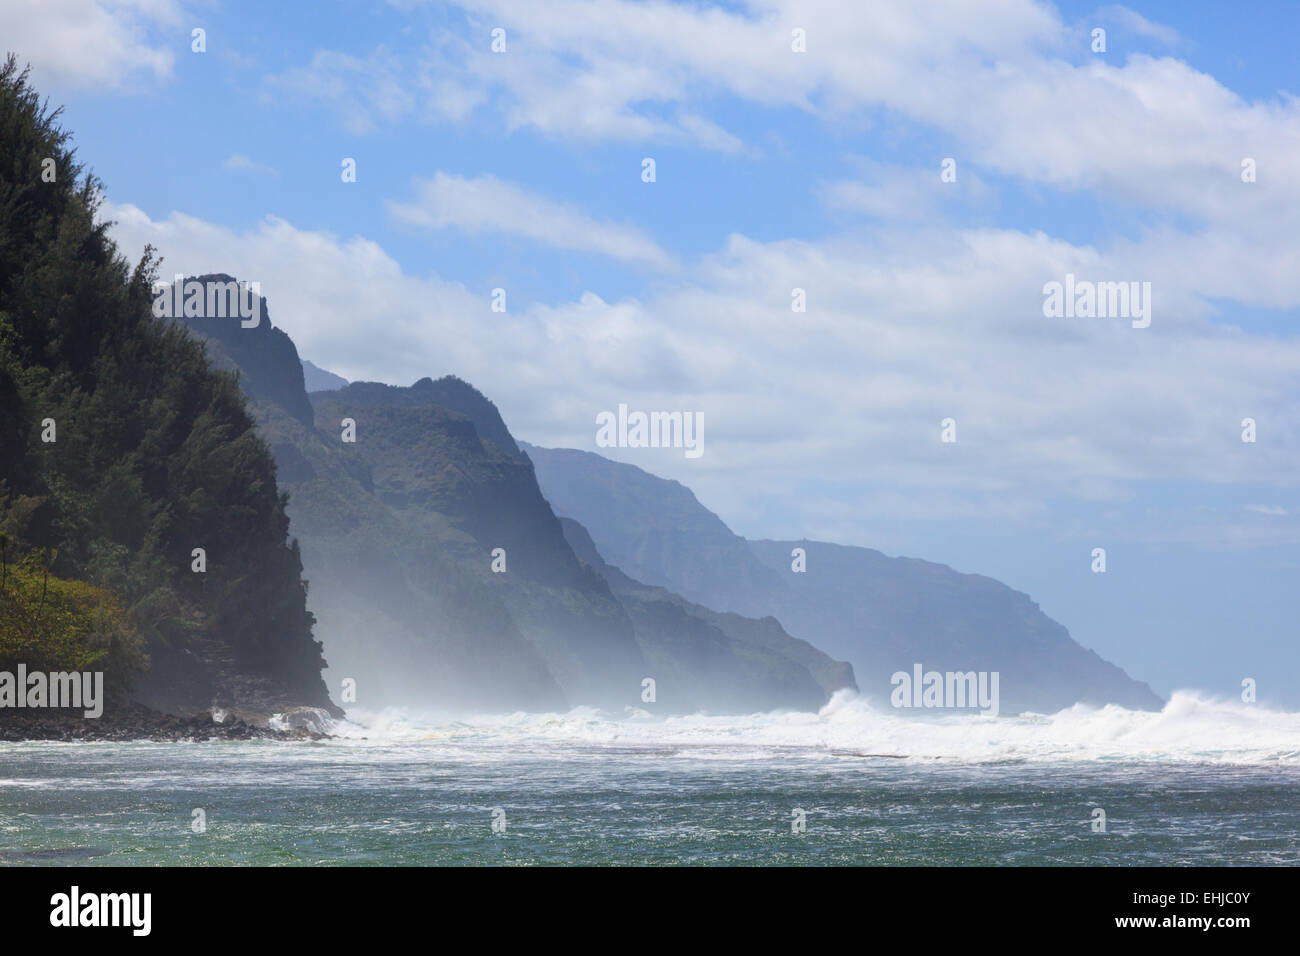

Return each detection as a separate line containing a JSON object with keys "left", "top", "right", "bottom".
{"left": 175, "top": 298, "right": 852, "bottom": 714}
{"left": 522, "top": 441, "right": 1164, "bottom": 713}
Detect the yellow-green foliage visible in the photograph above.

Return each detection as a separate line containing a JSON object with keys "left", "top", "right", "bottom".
{"left": 0, "top": 556, "right": 144, "bottom": 681}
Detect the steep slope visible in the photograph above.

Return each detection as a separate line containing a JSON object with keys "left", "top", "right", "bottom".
{"left": 747, "top": 539, "right": 1162, "bottom": 713}
{"left": 520, "top": 442, "right": 784, "bottom": 611}
{"left": 523, "top": 443, "right": 1164, "bottom": 713}
{"left": 310, "top": 384, "right": 646, "bottom": 707}
{"left": 172, "top": 275, "right": 315, "bottom": 427}
{"left": 176, "top": 293, "right": 642, "bottom": 709}
{"left": 247, "top": 395, "right": 567, "bottom": 712}
{"left": 560, "top": 517, "right": 854, "bottom": 712}
{"left": 171, "top": 327, "right": 567, "bottom": 712}
{"left": 180, "top": 294, "right": 846, "bottom": 713}
{"left": 0, "top": 59, "right": 335, "bottom": 721}
{"left": 301, "top": 360, "right": 347, "bottom": 393}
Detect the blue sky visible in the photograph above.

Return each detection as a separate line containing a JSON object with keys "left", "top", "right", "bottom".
{"left": 7, "top": 0, "right": 1299, "bottom": 703}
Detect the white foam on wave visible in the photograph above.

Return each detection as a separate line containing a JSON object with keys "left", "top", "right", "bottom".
{"left": 329, "top": 690, "right": 1300, "bottom": 765}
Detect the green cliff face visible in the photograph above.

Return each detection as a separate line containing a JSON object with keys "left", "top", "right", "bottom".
{"left": 0, "top": 58, "right": 335, "bottom": 719}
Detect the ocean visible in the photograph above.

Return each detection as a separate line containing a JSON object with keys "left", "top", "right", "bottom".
{"left": 2, "top": 691, "right": 1297, "bottom": 866}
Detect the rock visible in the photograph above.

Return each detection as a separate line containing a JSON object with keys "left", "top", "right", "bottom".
{"left": 271, "top": 706, "right": 336, "bottom": 735}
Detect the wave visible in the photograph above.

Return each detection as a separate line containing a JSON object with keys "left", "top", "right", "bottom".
{"left": 326, "top": 690, "right": 1300, "bottom": 765}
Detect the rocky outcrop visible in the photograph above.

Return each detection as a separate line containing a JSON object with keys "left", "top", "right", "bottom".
{"left": 0, "top": 701, "right": 333, "bottom": 742}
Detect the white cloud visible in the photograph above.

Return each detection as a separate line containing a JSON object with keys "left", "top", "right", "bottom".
{"left": 288, "top": 0, "right": 1299, "bottom": 235}
{"left": 385, "top": 172, "right": 676, "bottom": 270}
{"left": 105, "top": 200, "right": 1300, "bottom": 548}
{"left": 0, "top": 0, "right": 179, "bottom": 89}
{"left": 81, "top": 0, "right": 1300, "bottom": 547}
{"left": 224, "top": 154, "right": 279, "bottom": 177}
{"left": 820, "top": 159, "right": 993, "bottom": 221}
{"left": 271, "top": 48, "right": 417, "bottom": 135}
{"left": 1098, "top": 5, "right": 1184, "bottom": 48}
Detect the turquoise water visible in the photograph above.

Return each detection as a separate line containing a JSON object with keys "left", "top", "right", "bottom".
{"left": 2, "top": 694, "right": 1298, "bottom": 865}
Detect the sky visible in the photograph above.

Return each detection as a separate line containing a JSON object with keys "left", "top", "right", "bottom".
{"left": 5, "top": 0, "right": 1298, "bottom": 704}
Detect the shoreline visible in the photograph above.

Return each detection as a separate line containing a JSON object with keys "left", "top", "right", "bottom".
{"left": 0, "top": 702, "right": 334, "bottom": 742}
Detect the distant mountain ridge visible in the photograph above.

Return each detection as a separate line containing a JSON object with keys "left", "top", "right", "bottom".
{"left": 522, "top": 442, "right": 1164, "bottom": 714}
{"left": 301, "top": 359, "right": 347, "bottom": 392}
{"left": 518, "top": 443, "right": 786, "bottom": 611}
{"left": 316, "top": 375, "right": 521, "bottom": 457}
{"left": 559, "top": 517, "right": 854, "bottom": 712}
{"left": 175, "top": 287, "right": 854, "bottom": 714}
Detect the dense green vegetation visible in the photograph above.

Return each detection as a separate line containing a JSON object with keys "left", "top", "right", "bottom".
{"left": 0, "top": 56, "right": 329, "bottom": 705}
{"left": 0, "top": 540, "right": 142, "bottom": 683}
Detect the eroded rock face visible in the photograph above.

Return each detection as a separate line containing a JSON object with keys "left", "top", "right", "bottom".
{"left": 133, "top": 637, "right": 345, "bottom": 723}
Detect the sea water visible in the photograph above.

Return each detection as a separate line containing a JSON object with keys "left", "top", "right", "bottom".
{"left": 1, "top": 691, "right": 1296, "bottom": 865}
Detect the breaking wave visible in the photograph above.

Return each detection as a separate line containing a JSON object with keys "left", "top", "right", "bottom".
{"left": 329, "top": 690, "right": 1300, "bottom": 765}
